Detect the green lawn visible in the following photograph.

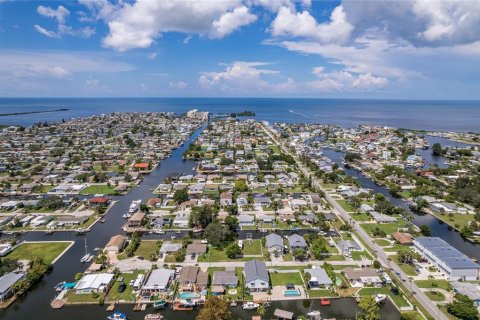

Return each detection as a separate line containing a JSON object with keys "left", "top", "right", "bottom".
{"left": 400, "top": 311, "right": 425, "bottom": 320}
{"left": 6, "top": 241, "right": 71, "bottom": 264}
{"left": 80, "top": 185, "right": 117, "bottom": 195}
{"left": 118, "top": 240, "right": 159, "bottom": 260}
{"left": 414, "top": 280, "right": 451, "bottom": 291}
{"left": 384, "top": 244, "right": 414, "bottom": 253}
{"left": 270, "top": 271, "right": 303, "bottom": 286}
{"left": 351, "top": 251, "right": 372, "bottom": 261}
{"left": 358, "top": 287, "right": 409, "bottom": 307}
{"left": 361, "top": 218, "right": 406, "bottom": 236}
{"left": 283, "top": 253, "right": 293, "bottom": 261}
{"left": 242, "top": 240, "right": 262, "bottom": 256}
{"left": 337, "top": 199, "right": 355, "bottom": 212}
{"left": 352, "top": 212, "right": 372, "bottom": 222}
{"left": 308, "top": 289, "right": 336, "bottom": 298}
{"left": 425, "top": 290, "right": 446, "bottom": 302}
{"left": 432, "top": 212, "right": 476, "bottom": 230}
{"left": 65, "top": 291, "right": 103, "bottom": 303}
{"left": 198, "top": 248, "right": 251, "bottom": 262}
{"left": 107, "top": 271, "right": 145, "bottom": 302}
{"left": 391, "top": 255, "right": 417, "bottom": 276}
{"left": 375, "top": 239, "right": 391, "bottom": 246}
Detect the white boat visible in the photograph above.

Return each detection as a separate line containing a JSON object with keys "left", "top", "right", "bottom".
{"left": 122, "top": 213, "right": 131, "bottom": 219}
{"left": 107, "top": 312, "right": 128, "bottom": 320}
{"left": 128, "top": 199, "right": 142, "bottom": 213}
{"left": 80, "top": 238, "right": 92, "bottom": 263}
{"left": 144, "top": 314, "right": 163, "bottom": 320}
{"left": 242, "top": 302, "right": 260, "bottom": 310}
{"left": 375, "top": 294, "right": 387, "bottom": 304}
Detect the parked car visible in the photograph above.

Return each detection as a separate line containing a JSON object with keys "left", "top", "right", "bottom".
{"left": 118, "top": 283, "right": 126, "bottom": 293}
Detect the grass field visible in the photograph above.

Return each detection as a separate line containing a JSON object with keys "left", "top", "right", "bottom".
{"left": 425, "top": 290, "right": 446, "bottom": 302}
{"left": 414, "top": 279, "right": 451, "bottom": 291}
{"left": 242, "top": 240, "right": 262, "bottom": 256}
{"left": 391, "top": 255, "right": 417, "bottom": 276}
{"left": 107, "top": 271, "right": 145, "bottom": 302}
{"left": 358, "top": 287, "right": 409, "bottom": 307}
{"left": 80, "top": 185, "right": 117, "bottom": 195}
{"left": 270, "top": 271, "right": 303, "bottom": 286}
{"left": 197, "top": 247, "right": 251, "bottom": 262}
{"left": 118, "top": 240, "right": 159, "bottom": 260}
{"left": 308, "top": 289, "right": 336, "bottom": 297}
{"left": 65, "top": 291, "right": 103, "bottom": 303}
{"left": 375, "top": 239, "right": 391, "bottom": 246}
{"left": 6, "top": 241, "right": 71, "bottom": 264}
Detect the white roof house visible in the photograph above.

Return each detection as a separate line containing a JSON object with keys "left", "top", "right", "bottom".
{"left": 74, "top": 273, "right": 114, "bottom": 294}
{"left": 141, "top": 268, "right": 175, "bottom": 293}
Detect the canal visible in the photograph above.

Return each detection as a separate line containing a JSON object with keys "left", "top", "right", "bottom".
{"left": 321, "top": 140, "right": 480, "bottom": 261}
{"left": 1, "top": 124, "right": 400, "bottom": 320}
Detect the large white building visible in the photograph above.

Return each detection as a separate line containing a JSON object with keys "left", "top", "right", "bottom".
{"left": 414, "top": 237, "right": 480, "bottom": 281}
{"left": 74, "top": 273, "right": 115, "bottom": 294}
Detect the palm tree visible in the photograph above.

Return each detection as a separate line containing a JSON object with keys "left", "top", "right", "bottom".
{"left": 257, "top": 304, "right": 266, "bottom": 317}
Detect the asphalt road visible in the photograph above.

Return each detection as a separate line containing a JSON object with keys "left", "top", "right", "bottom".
{"left": 262, "top": 124, "right": 445, "bottom": 320}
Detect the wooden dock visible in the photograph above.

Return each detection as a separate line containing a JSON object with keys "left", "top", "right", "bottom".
{"left": 50, "top": 299, "right": 66, "bottom": 309}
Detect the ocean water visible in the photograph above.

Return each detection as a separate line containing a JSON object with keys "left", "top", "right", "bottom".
{"left": 0, "top": 97, "right": 479, "bottom": 131}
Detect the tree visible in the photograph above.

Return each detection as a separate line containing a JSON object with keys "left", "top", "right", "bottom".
{"left": 234, "top": 179, "right": 248, "bottom": 193}
{"left": 196, "top": 296, "right": 232, "bottom": 320}
{"left": 358, "top": 295, "right": 380, "bottom": 320}
{"left": 189, "top": 205, "right": 216, "bottom": 229}
{"left": 292, "top": 248, "right": 308, "bottom": 261}
{"left": 419, "top": 224, "right": 431, "bottom": 236}
{"left": 432, "top": 143, "right": 443, "bottom": 156}
{"left": 204, "top": 221, "right": 231, "bottom": 247}
{"left": 446, "top": 294, "right": 479, "bottom": 320}
{"left": 173, "top": 188, "right": 189, "bottom": 203}
{"left": 224, "top": 216, "right": 239, "bottom": 233}
{"left": 226, "top": 243, "right": 242, "bottom": 259}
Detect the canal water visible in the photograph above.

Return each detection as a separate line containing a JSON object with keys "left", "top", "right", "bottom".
{"left": 321, "top": 140, "right": 480, "bottom": 261}
{"left": 0, "top": 124, "right": 399, "bottom": 320}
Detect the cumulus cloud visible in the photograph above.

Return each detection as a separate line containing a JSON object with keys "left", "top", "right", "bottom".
{"left": 169, "top": 81, "right": 188, "bottom": 89}
{"left": 270, "top": 5, "right": 353, "bottom": 44}
{"left": 308, "top": 70, "right": 388, "bottom": 92}
{"left": 35, "top": 4, "right": 95, "bottom": 39}
{"left": 100, "top": 0, "right": 257, "bottom": 51}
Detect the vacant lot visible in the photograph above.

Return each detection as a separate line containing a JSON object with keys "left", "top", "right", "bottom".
{"left": 270, "top": 271, "right": 303, "bottom": 286}
{"left": 6, "top": 241, "right": 71, "bottom": 264}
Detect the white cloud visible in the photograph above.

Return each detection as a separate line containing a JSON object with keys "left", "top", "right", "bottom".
{"left": 270, "top": 5, "right": 353, "bottom": 44}
{"left": 34, "top": 25, "right": 59, "bottom": 38}
{"left": 308, "top": 70, "right": 388, "bottom": 92}
{"left": 98, "top": 0, "right": 257, "bottom": 51}
{"left": 211, "top": 6, "right": 257, "bottom": 38}
{"left": 147, "top": 52, "right": 158, "bottom": 60}
{"left": 35, "top": 5, "right": 95, "bottom": 39}
{"left": 37, "top": 5, "right": 70, "bottom": 24}
{"left": 169, "top": 81, "right": 188, "bottom": 89}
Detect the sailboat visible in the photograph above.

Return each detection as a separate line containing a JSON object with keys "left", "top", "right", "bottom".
{"left": 80, "top": 238, "right": 93, "bottom": 263}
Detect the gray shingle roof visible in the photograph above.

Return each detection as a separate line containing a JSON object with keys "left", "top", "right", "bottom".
{"left": 244, "top": 260, "right": 269, "bottom": 283}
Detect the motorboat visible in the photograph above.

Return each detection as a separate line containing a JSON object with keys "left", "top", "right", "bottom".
{"left": 144, "top": 314, "right": 163, "bottom": 320}
{"left": 54, "top": 281, "right": 65, "bottom": 292}
{"left": 375, "top": 294, "right": 387, "bottom": 304}
{"left": 122, "top": 213, "right": 131, "bottom": 219}
{"left": 320, "top": 298, "right": 331, "bottom": 306}
{"left": 129, "top": 199, "right": 142, "bottom": 213}
{"left": 107, "top": 312, "right": 128, "bottom": 320}
{"left": 242, "top": 302, "right": 260, "bottom": 310}
{"left": 153, "top": 300, "right": 167, "bottom": 309}
{"left": 307, "top": 311, "right": 321, "bottom": 319}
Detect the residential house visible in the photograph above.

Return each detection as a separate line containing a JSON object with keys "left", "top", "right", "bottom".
{"left": 287, "top": 234, "right": 307, "bottom": 251}
{"left": 74, "top": 273, "right": 114, "bottom": 294}
{"left": 141, "top": 268, "right": 175, "bottom": 295}
{"left": 265, "top": 233, "right": 284, "bottom": 254}
{"left": 305, "top": 268, "right": 333, "bottom": 288}
{"left": 343, "top": 267, "right": 382, "bottom": 288}
{"left": 0, "top": 272, "right": 25, "bottom": 302}
{"left": 127, "top": 212, "right": 145, "bottom": 228}
{"left": 105, "top": 235, "right": 128, "bottom": 254}
{"left": 244, "top": 260, "right": 269, "bottom": 292}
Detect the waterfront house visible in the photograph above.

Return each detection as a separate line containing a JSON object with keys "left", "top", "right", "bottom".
{"left": 343, "top": 267, "right": 382, "bottom": 287}
{"left": 238, "top": 214, "right": 255, "bottom": 227}
{"left": 105, "top": 235, "right": 128, "bottom": 254}
{"left": 186, "top": 241, "right": 207, "bottom": 256}
{"left": 451, "top": 282, "right": 480, "bottom": 306}
{"left": 141, "top": 268, "right": 175, "bottom": 295}
{"left": 127, "top": 212, "right": 145, "bottom": 228}
{"left": 244, "top": 260, "right": 269, "bottom": 292}
{"left": 88, "top": 197, "right": 110, "bottom": 207}
{"left": 265, "top": 233, "right": 284, "bottom": 254}
{"left": 0, "top": 272, "right": 25, "bottom": 302}
{"left": 370, "top": 211, "right": 397, "bottom": 224}
{"left": 159, "top": 242, "right": 183, "bottom": 254}
{"left": 178, "top": 266, "right": 208, "bottom": 291}
{"left": 305, "top": 268, "right": 333, "bottom": 288}
{"left": 0, "top": 243, "right": 13, "bottom": 256}
{"left": 212, "top": 270, "right": 238, "bottom": 288}
{"left": 74, "top": 273, "right": 114, "bottom": 294}
{"left": 392, "top": 231, "right": 413, "bottom": 245}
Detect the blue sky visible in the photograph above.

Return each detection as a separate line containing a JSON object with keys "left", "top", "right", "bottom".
{"left": 1, "top": 0, "right": 480, "bottom": 99}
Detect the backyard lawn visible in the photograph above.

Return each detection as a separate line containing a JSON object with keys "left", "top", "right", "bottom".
{"left": 107, "top": 271, "right": 145, "bottom": 302}
{"left": 351, "top": 212, "right": 372, "bottom": 222}
{"left": 375, "top": 239, "right": 391, "bottom": 246}
{"left": 391, "top": 255, "right": 417, "bottom": 276}
{"left": 118, "top": 240, "right": 159, "bottom": 260}
{"left": 308, "top": 289, "right": 336, "bottom": 298}
{"left": 80, "top": 184, "right": 117, "bottom": 195}
{"left": 270, "top": 271, "right": 304, "bottom": 286}
{"left": 351, "top": 250, "right": 372, "bottom": 261}
{"left": 6, "top": 241, "right": 71, "bottom": 264}
{"left": 198, "top": 247, "right": 251, "bottom": 262}
{"left": 337, "top": 199, "right": 355, "bottom": 212}
{"left": 242, "top": 240, "right": 263, "bottom": 256}
{"left": 358, "top": 287, "right": 409, "bottom": 307}
{"left": 65, "top": 291, "right": 103, "bottom": 303}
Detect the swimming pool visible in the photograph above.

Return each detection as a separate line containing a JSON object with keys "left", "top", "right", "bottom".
{"left": 178, "top": 292, "right": 198, "bottom": 299}
{"left": 284, "top": 289, "right": 301, "bottom": 297}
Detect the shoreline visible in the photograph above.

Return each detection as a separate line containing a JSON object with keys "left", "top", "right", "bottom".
{"left": 0, "top": 108, "right": 69, "bottom": 117}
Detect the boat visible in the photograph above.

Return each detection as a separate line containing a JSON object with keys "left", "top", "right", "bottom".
{"left": 153, "top": 300, "right": 167, "bottom": 309}
{"left": 375, "top": 294, "right": 387, "bottom": 304}
{"left": 129, "top": 199, "right": 142, "bottom": 213}
{"left": 107, "top": 312, "right": 128, "bottom": 320}
{"left": 100, "top": 218, "right": 106, "bottom": 223}
{"left": 173, "top": 300, "right": 194, "bottom": 311}
{"left": 54, "top": 281, "right": 65, "bottom": 292}
{"left": 80, "top": 238, "right": 92, "bottom": 263}
{"left": 320, "top": 298, "right": 331, "bottom": 306}
{"left": 242, "top": 302, "right": 260, "bottom": 310}
{"left": 122, "top": 213, "right": 131, "bottom": 219}
{"left": 307, "top": 311, "right": 321, "bottom": 319}
{"left": 144, "top": 314, "right": 163, "bottom": 320}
